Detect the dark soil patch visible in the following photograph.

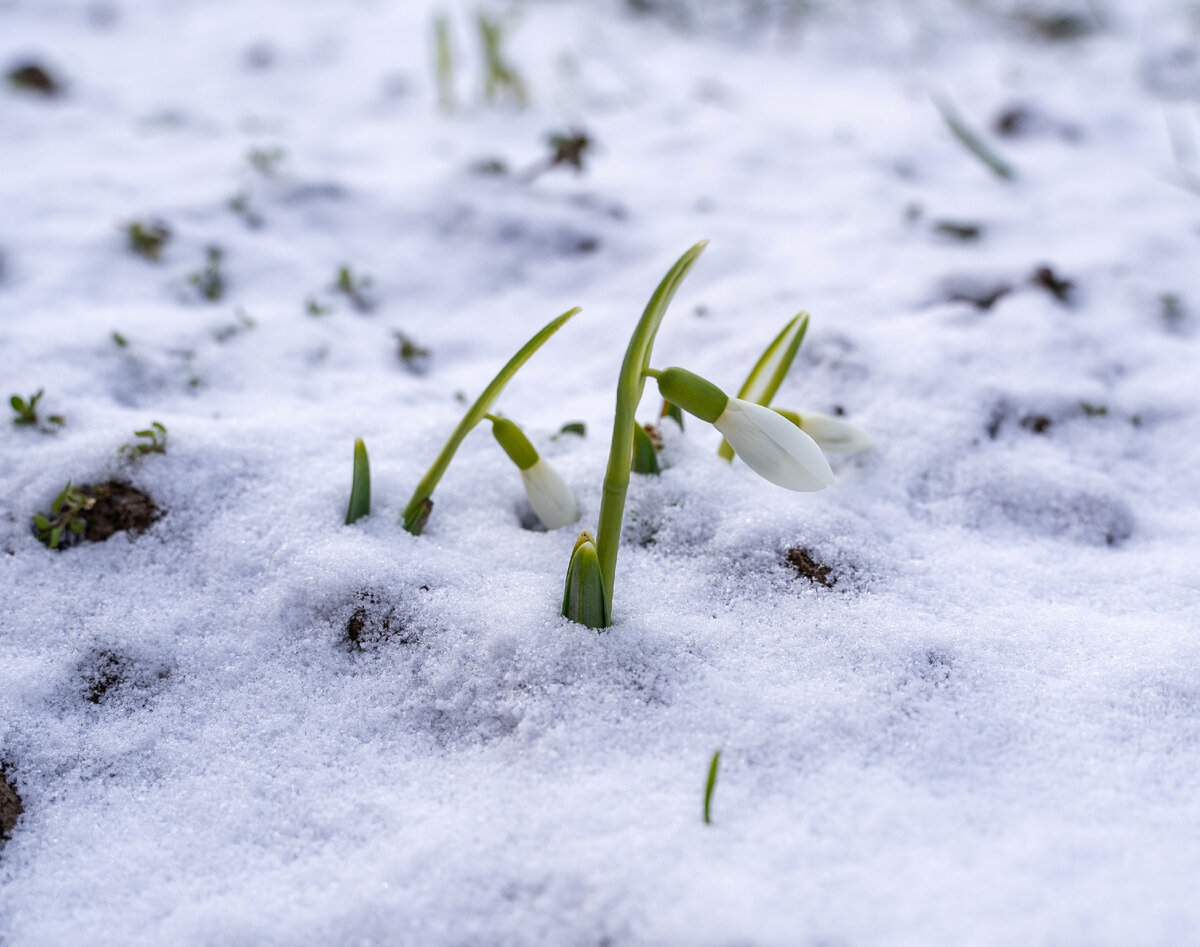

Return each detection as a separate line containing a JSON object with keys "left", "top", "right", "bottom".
{"left": 344, "top": 591, "right": 418, "bottom": 650}
{"left": 83, "top": 481, "right": 159, "bottom": 542}
{"left": 84, "top": 651, "right": 128, "bottom": 704}
{"left": 932, "top": 220, "right": 983, "bottom": 242}
{"left": 7, "top": 61, "right": 60, "bottom": 96}
{"left": 1, "top": 767, "right": 21, "bottom": 843}
{"left": 78, "top": 650, "right": 170, "bottom": 706}
{"left": 1031, "top": 265, "right": 1075, "bottom": 305}
{"left": 1019, "top": 413, "right": 1053, "bottom": 435}
{"left": 786, "top": 547, "right": 836, "bottom": 588}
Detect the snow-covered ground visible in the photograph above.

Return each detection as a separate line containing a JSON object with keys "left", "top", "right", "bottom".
{"left": 3, "top": 0, "right": 1200, "bottom": 943}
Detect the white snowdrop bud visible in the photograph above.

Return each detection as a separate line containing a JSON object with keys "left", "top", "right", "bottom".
{"left": 519, "top": 458, "right": 580, "bottom": 530}
{"left": 714, "top": 399, "right": 835, "bottom": 492}
{"left": 782, "top": 410, "right": 873, "bottom": 454}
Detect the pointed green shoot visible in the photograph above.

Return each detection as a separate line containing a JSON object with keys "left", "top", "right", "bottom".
{"left": 403, "top": 306, "right": 580, "bottom": 534}
{"left": 581, "top": 240, "right": 707, "bottom": 624}
{"left": 631, "top": 423, "right": 660, "bottom": 475}
{"left": 562, "top": 530, "right": 608, "bottom": 629}
{"left": 433, "top": 11, "right": 456, "bottom": 114}
{"left": 346, "top": 437, "right": 371, "bottom": 525}
{"left": 704, "top": 750, "right": 721, "bottom": 825}
{"left": 933, "top": 94, "right": 1015, "bottom": 182}
{"left": 718, "top": 312, "right": 809, "bottom": 461}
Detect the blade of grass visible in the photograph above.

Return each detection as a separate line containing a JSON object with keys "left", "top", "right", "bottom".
{"left": 704, "top": 750, "right": 721, "bottom": 825}
{"left": 934, "top": 94, "right": 1016, "bottom": 182}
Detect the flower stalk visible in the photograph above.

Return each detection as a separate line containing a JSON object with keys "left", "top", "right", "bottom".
{"left": 569, "top": 241, "right": 707, "bottom": 627}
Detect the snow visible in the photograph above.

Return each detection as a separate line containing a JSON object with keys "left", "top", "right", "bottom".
{"left": 2, "top": 0, "right": 1200, "bottom": 943}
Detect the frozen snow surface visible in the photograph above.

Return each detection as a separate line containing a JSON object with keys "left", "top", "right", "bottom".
{"left": 2, "top": 0, "right": 1200, "bottom": 943}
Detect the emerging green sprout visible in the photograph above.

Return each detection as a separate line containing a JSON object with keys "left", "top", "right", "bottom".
{"left": 522, "top": 128, "right": 593, "bottom": 183}
{"left": 346, "top": 438, "right": 371, "bottom": 524}
{"left": 704, "top": 750, "right": 721, "bottom": 826}
{"left": 333, "top": 266, "right": 375, "bottom": 313}
{"left": 10, "top": 389, "right": 64, "bottom": 429}
{"left": 403, "top": 307, "right": 580, "bottom": 535}
{"left": 934, "top": 94, "right": 1016, "bottom": 181}
{"left": 189, "top": 246, "right": 225, "bottom": 302}
{"left": 489, "top": 415, "right": 580, "bottom": 530}
{"left": 394, "top": 331, "right": 431, "bottom": 374}
{"left": 432, "top": 12, "right": 456, "bottom": 113}
{"left": 247, "top": 146, "right": 286, "bottom": 177}
{"left": 120, "top": 422, "right": 167, "bottom": 461}
{"left": 562, "top": 530, "right": 607, "bottom": 629}
{"left": 126, "top": 220, "right": 171, "bottom": 261}
{"left": 33, "top": 482, "right": 91, "bottom": 549}
{"left": 477, "top": 12, "right": 527, "bottom": 108}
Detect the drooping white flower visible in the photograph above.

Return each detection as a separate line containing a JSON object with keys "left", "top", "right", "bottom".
{"left": 519, "top": 457, "right": 581, "bottom": 530}
{"left": 713, "top": 399, "right": 835, "bottom": 492}
{"left": 491, "top": 416, "right": 580, "bottom": 530}
{"left": 788, "top": 411, "right": 874, "bottom": 454}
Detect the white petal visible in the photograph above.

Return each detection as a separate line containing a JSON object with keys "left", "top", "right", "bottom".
{"left": 714, "top": 399, "right": 834, "bottom": 491}
{"left": 519, "top": 458, "right": 581, "bottom": 529}
{"left": 797, "top": 412, "right": 874, "bottom": 454}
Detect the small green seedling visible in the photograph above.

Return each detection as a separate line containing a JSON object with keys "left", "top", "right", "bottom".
{"left": 395, "top": 331, "right": 431, "bottom": 373}
{"left": 305, "top": 297, "right": 333, "bottom": 317}
{"left": 704, "top": 750, "right": 721, "bottom": 825}
{"left": 346, "top": 438, "right": 371, "bottom": 524}
{"left": 333, "top": 266, "right": 375, "bottom": 313}
{"left": 215, "top": 308, "right": 256, "bottom": 343}
{"left": 10, "top": 389, "right": 64, "bottom": 429}
{"left": 433, "top": 11, "right": 457, "bottom": 113}
{"left": 934, "top": 94, "right": 1016, "bottom": 181}
{"left": 477, "top": 12, "right": 527, "bottom": 108}
{"left": 247, "top": 146, "right": 286, "bottom": 177}
{"left": 403, "top": 307, "right": 580, "bottom": 534}
{"left": 126, "top": 220, "right": 171, "bottom": 261}
{"left": 189, "top": 246, "right": 225, "bottom": 302}
{"left": 229, "top": 192, "right": 265, "bottom": 229}
{"left": 120, "top": 421, "right": 167, "bottom": 461}
{"left": 111, "top": 331, "right": 129, "bottom": 348}
{"left": 33, "top": 482, "right": 91, "bottom": 549}
{"left": 554, "top": 421, "right": 586, "bottom": 439}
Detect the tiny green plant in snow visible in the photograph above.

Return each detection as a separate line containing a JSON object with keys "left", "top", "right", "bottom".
{"left": 33, "top": 482, "right": 90, "bottom": 549}
{"left": 703, "top": 750, "right": 721, "bottom": 826}
{"left": 402, "top": 308, "right": 580, "bottom": 535}
{"left": 432, "top": 12, "right": 457, "bottom": 113}
{"left": 561, "top": 242, "right": 871, "bottom": 629}
{"left": 933, "top": 94, "right": 1016, "bottom": 181}
{"left": 126, "top": 220, "right": 171, "bottom": 261}
{"left": 346, "top": 438, "right": 371, "bottom": 524}
{"left": 120, "top": 422, "right": 167, "bottom": 462}
{"left": 477, "top": 12, "right": 527, "bottom": 108}
{"left": 247, "top": 146, "right": 286, "bottom": 178}
{"left": 333, "top": 265, "right": 375, "bottom": 313}
{"left": 10, "top": 389, "right": 64, "bottom": 430}
{"left": 189, "top": 246, "right": 225, "bottom": 302}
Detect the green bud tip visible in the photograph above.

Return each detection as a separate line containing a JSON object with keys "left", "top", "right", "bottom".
{"left": 562, "top": 530, "right": 609, "bottom": 630}
{"left": 490, "top": 416, "right": 539, "bottom": 470}
{"left": 652, "top": 367, "right": 729, "bottom": 424}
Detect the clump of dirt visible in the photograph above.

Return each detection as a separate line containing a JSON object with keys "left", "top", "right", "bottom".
{"left": 1031, "top": 265, "right": 1075, "bottom": 305}
{"left": 1, "top": 767, "right": 22, "bottom": 844}
{"left": 344, "top": 591, "right": 418, "bottom": 650}
{"left": 82, "top": 481, "right": 159, "bottom": 542}
{"left": 77, "top": 649, "right": 170, "bottom": 706}
{"left": 7, "top": 61, "right": 61, "bottom": 96}
{"left": 83, "top": 651, "right": 128, "bottom": 704}
{"left": 786, "top": 547, "right": 836, "bottom": 588}
{"left": 1019, "top": 413, "right": 1053, "bottom": 435}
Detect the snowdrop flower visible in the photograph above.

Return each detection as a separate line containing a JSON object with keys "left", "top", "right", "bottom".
{"left": 775, "top": 409, "right": 874, "bottom": 454}
{"left": 651, "top": 367, "right": 834, "bottom": 492}
{"left": 490, "top": 416, "right": 580, "bottom": 529}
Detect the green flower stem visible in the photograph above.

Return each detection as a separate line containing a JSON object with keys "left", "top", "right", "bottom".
{"left": 591, "top": 241, "right": 707, "bottom": 618}
{"left": 402, "top": 306, "right": 580, "bottom": 534}
{"left": 717, "top": 312, "right": 808, "bottom": 461}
